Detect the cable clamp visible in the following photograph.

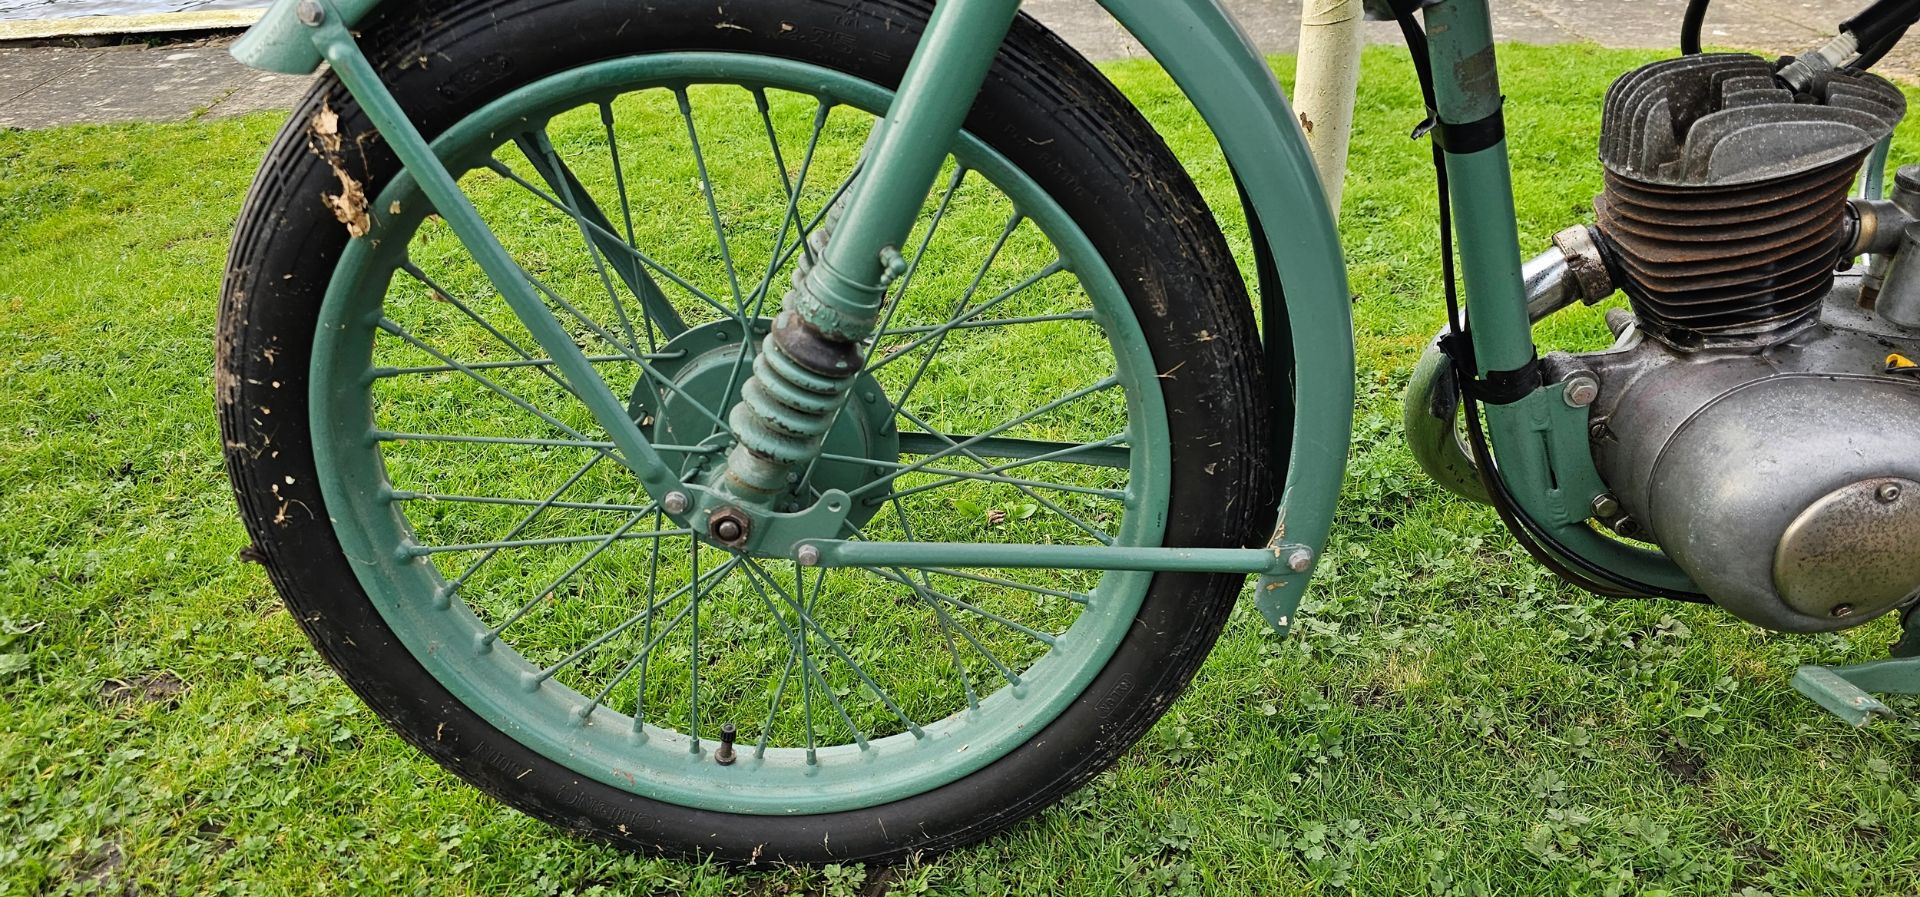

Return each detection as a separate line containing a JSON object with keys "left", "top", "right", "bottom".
{"left": 1439, "top": 328, "right": 1542, "bottom": 405}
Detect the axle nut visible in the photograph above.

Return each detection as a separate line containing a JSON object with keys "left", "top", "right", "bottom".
{"left": 708, "top": 508, "right": 751, "bottom": 547}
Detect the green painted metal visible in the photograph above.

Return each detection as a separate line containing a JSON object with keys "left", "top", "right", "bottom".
{"left": 1792, "top": 663, "right": 1910, "bottom": 726}
{"left": 303, "top": 0, "right": 691, "bottom": 513}
{"left": 804, "top": 540, "right": 1310, "bottom": 575}
{"left": 1095, "top": 0, "right": 1355, "bottom": 634}
{"left": 1419, "top": 0, "right": 1693, "bottom": 592}
{"left": 309, "top": 50, "right": 1174, "bottom": 813}
{"left": 235, "top": 0, "right": 1359, "bottom": 632}
{"left": 625, "top": 318, "right": 900, "bottom": 528}
{"left": 892, "top": 433, "right": 1130, "bottom": 468}
{"left": 231, "top": 0, "right": 376, "bottom": 74}
{"left": 1797, "top": 605, "right": 1918, "bottom": 726}
{"left": 513, "top": 130, "right": 688, "bottom": 339}
{"left": 1864, "top": 134, "right": 1892, "bottom": 200}
{"left": 791, "top": 0, "right": 1022, "bottom": 342}
{"left": 1401, "top": 339, "right": 1489, "bottom": 504}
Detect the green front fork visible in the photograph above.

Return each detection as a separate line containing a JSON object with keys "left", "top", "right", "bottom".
{"left": 293, "top": 0, "right": 1311, "bottom": 578}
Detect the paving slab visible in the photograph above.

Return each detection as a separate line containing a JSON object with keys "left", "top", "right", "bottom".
{"left": 3, "top": 0, "right": 1920, "bottom": 131}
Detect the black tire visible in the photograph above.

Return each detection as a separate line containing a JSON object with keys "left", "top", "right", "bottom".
{"left": 219, "top": 0, "right": 1271, "bottom": 864}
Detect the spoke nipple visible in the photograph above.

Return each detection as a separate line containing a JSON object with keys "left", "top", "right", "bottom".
{"left": 1877, "top": 482, "right": 1903, "bottom": 504}
{"left": 295, "top": 0, "right": 323, "bottom": 25}
{"left": 797, "top": 544, "right": 821, "bottom": 567}
{"left": 714, "top": 723, "right": 737, "bottom": 766}
{"left": 663, "top": 491, "right": 690, "bottom": 515}
{"left": 1287, "top": 549, "right": 1314, "bottom": 573}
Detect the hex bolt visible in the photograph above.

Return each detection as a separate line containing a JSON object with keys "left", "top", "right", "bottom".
{"left": 295, "top": 0, "right": 324, "bottom": 25}
{"left": 662, "top": 491, "right": 690, "bottom": 515}
{"left": 796, "top": 544, "right": 821, "bottom": 567}
{"left": 1878, "top": 483, "right": 1903, "bottom": 504}
{"left": 1591, "top": 493, "right": 1622, "bottom": 520}
{"left": 1832, "top": 603, "right": 1856, "bottom": 618}
{"left": 714, "top": 723, "right": 737, "bottom": 766}
{"left": 1563, "top": 373, "right": 1601, "bottom": 408}
{"left": 1287, "top": 549, "right": 1314, "bottom": 573}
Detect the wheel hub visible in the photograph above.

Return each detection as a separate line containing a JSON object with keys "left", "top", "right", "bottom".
{"left": 628, "top": 318, "right": 898, "bottom": 531}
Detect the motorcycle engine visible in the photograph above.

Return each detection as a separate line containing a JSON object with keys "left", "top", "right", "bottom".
{"left": 1547, "top": 53, "right": 1920, "bottom": 633}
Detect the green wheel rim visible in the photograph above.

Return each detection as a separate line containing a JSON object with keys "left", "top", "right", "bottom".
{"left": 310, "top": 53, "right": 1172, "bottom": 815}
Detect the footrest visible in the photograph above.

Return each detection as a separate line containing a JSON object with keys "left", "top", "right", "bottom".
{"left": 1793, "top": 665, "right": 1897, "bottom": 727}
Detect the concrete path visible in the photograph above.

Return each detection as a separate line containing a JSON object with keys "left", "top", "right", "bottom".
{"left": 0, "top": 0, "right": 1914, "bottom": 130}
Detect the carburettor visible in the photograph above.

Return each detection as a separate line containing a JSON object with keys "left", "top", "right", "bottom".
{"left": 1543, "top": 53, "right": 1920, "bottom": 633}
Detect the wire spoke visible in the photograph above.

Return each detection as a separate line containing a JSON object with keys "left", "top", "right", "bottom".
{"left": 372, "top": 353, "right": 668, "bottom": 378}
{"left": 893, "top": 405, "right": 1114, "bottom": 545}
{"left": 599, "top": 100, "right": 669, "bottom": 350}
{"left": 375, "top": 431, "right": 717, "bottom": 456}
{"left": 513, "top": 127, "right": 646, "bottom": 356}
{"left": 742, "top": 559, "right": 924, "bottom": 738}
{"left": 847, "top": 376, "right": 1120, "bottom": 492}
{"left": 676, "top": 88, "right": 746, "bottom": 317}
{"left": 905, "top": 565, "right": 1092, "bottom": 606}
{"left": 410, "top": 527, "right": 693, "bottom": 556}
{"left": 397, "top": 262, "right": 581, "bottom": 401}
{"left": 484, "top": 158, "right": 734, "bottom": 320}
{"left": 881, "top": 501, "right": 983, "bottom": 706}
{"left": 875, "top": 310, "right": 1095, "bottom": 338}
{"left": 861, "top": 564, "right": 1056, "bottom": 646}
{"left": 389, "top": 491, "right": 660, "bottom": 514}
{"left": 853, "top": 433, "right": 1130, "bottom": 505}
{"left": 375, "top": 318, "right": 628, "bottom": 467}
{"left": 738, "top": 568, "right": 872, "bottom": 751}
{"left": 535, "top": 555, "right": 744, "bottom": 683}
{"left": 886, "top": 212, "right": 1023, "bottom": 416}
{"left": 482, "top": 510, "right": 653, "bottom": 641}
{"left": 825, "top": 452, "right": 1126, "bottom": 501}
{"left": 438, "top": 453, "right": 606, "bottom": 600}
{"left": 866, "top": 258, "right": 1068, "bottom": 375}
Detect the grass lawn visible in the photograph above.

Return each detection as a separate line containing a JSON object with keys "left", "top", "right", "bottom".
{"left": 4, "top": 42, "right": 1919, "bottom": 896}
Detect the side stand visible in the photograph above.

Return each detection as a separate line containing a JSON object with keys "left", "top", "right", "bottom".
{"left": 1793, "top": 606, "right": 1920, "bottom": 726}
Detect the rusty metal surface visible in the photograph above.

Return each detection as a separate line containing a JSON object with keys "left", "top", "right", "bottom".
{"left": 1595, "top": 53, "right": 1906, "bottom": 347}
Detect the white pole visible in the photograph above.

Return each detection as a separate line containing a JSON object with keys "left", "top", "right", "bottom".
{"left": 1293, "top": 0, "right": 1364, "bottom": 216}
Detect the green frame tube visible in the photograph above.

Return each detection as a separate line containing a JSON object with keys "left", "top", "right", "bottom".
{"left": 1422, "top": 0, "right": 1694, "bottom": 592}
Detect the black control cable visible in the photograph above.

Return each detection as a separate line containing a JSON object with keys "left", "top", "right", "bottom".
{"left": 1681, "top": 0, "right": 1711, "bottom": 54}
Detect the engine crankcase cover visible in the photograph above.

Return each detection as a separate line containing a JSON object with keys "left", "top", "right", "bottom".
{"left": 1641, "top": 374, "right": 1920, "bottom": 632}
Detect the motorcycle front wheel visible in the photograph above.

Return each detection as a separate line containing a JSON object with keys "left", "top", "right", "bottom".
{"left": 219, "top": 0, "right": 1272, "bottom": 863}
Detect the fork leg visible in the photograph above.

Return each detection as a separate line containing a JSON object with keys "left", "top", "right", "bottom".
{"left": 715, "top": 0, "right": 1024, "bottom": 504}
